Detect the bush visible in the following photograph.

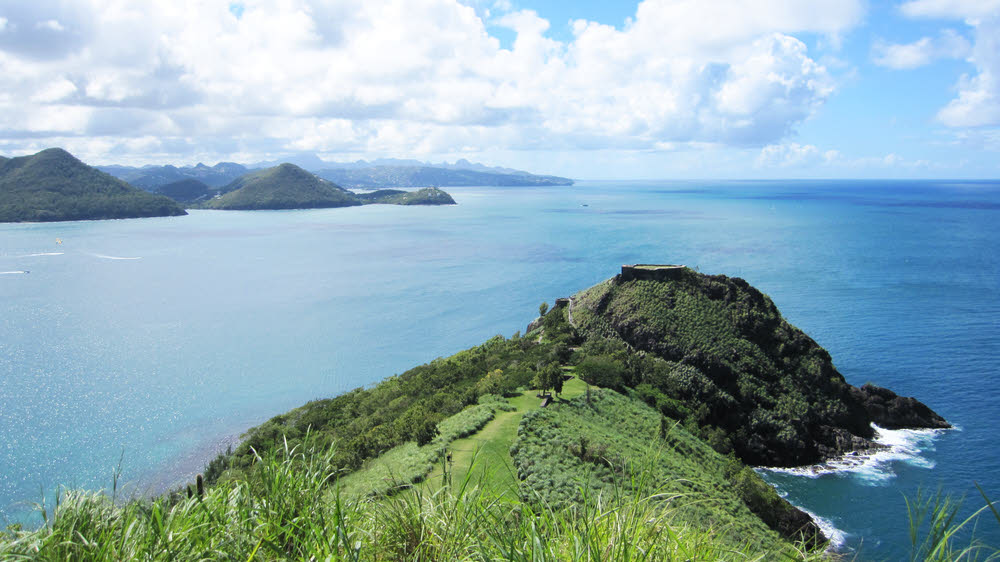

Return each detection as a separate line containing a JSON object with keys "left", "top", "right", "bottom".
{"left": 575, "top": 355, "right": 626, "bottom": 392}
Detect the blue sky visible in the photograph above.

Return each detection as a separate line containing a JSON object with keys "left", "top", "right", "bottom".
{"left": 0, "top": 0, "right": 997, "bottom": 178}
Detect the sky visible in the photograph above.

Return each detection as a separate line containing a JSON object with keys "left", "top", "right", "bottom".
{"left": 0, "top": 0, "right": 998, "bottom": 179}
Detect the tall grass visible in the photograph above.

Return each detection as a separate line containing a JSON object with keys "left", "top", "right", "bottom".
{"left": 0, "top": 437, "right": 825, "bottom": 561}
{"left": 906, "top": 484, "right": 1000, "bottom": 562}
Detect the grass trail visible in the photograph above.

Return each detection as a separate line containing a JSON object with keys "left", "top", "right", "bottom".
{"left": 426, "top": 376, "right": 588, "bottom": 494}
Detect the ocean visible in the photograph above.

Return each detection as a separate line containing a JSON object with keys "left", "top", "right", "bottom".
{"left": 1, "top": 180, "right": 997, "bottom": 558}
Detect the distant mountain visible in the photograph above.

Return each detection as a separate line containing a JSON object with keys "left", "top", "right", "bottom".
{"left": 354, "top": 187, "right": 456, "bottom": 205}
{"left": 157, "top": 178, "right": 214, "bottom": 204}
{"left": 0, "top": 148, "right": 186, "bottom": 223}
{"left": 98, "top": 162, "right": 249, "bottom": 190}
{"left": 315, "top": 166, "right": 573, "bottom": 189}
{"left": 100, "top": 154, "right": 572, "bottom": 190}
{"left": 201, "top": 163, "right": 361, "bottom": 210}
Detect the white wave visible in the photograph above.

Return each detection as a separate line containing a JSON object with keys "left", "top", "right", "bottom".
{"left": 0, "top": 270, "right": 29, "bottom": 275}
{"left": 760, "top": 424, "right": 948, "bottom": 484}
{"left": 21, "top": 252, "right": 64, "bottom": 257}
{"left": 90, "top": 254, "right": 141, "bottom": 260}
{"left": 799, "top": 506, "right": 848, "bottom": 550}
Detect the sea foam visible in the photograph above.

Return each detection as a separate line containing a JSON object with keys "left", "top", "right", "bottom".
{"left": 800, "top": 506, "right": 848, "bottom": 550}
{"left": 760, "top": 423, "right": 949, "bottom": 484}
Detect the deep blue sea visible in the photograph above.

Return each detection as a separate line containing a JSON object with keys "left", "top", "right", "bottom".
{"left": 1, "top": 180, "right": 998, "bottom": 558}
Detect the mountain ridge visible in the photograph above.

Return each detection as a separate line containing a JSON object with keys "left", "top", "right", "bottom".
{"left": 99, "top": 155, "right": 573, "bottom": 191}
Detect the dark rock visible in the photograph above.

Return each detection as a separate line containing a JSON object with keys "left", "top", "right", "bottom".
{"left": 772, "top": 506, "right": 826, "bottom": 551}
{"left": 853, "top": 384, "right": 951, "bottom": 430}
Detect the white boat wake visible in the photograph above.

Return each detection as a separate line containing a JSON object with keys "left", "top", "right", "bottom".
{"left": 90, "top": 253, "right": 142, "bottom": 260}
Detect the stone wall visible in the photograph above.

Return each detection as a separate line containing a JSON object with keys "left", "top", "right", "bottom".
{"left": 620, "top": 264, "right": 688, "bottom": 282}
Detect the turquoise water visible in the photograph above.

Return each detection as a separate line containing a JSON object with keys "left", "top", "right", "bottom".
{"left": 1, "top": 180, "right": 998, "bottom": 558}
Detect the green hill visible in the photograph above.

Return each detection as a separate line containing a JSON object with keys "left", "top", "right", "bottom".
{"left": 355, "top": 187, "right": 456, "bottom": 205}
{"left": 202, "top": 163, "right": 361, "bottom": 210}
{"left": 569, "top": 265, "right": 948, "bottom": 467}
{"left": 0, "top": 148, "right": 187, "bottom": 223}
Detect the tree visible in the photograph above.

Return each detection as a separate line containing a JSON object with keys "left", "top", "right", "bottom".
{"left": 539, "top": 302, "right": 549, "bottom": 317}
{"left": 575, "top": 356, "right": 626, "bottom": 392}
{"left": 476, "top": 368, "right": 505, "bottom": 396}
{"left": 532, "top": 369, "right": 550, "bottom": 396}
{"left": 415, "top": 419, "right": 439, "bottom": 446}
{"left": 552, "top": 368, "right": 564, "bottom": 396}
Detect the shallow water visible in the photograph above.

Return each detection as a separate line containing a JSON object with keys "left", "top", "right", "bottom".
{"left": 1, "top": 180, "right": 998, "bottom": 558}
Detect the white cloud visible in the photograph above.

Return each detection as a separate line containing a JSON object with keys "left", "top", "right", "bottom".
{"left": 0, "top": 17, "right": 8, "bottom": 32}
{"left": 35, "top": 19, "right": 65, "bottom": 32}
{"left": 872, "top": 29, "right": 970, "bottom": 69}
{"left": 756, "top": 143, "right": 842, "bottom": 167}
{"left": 937, "top": 16, "right": 1000, "bottom": 126}
{"left": 900, "top": 0, "right": 1000, "bottom": 21}
{"left": 755, "top": 143, "right": 938, "bottom": 170}
{"left": 897, "top": 1, "right": 1000, "bottom": 127}
{"left": 0, "top": 0, "right": 863, "bottom": 164}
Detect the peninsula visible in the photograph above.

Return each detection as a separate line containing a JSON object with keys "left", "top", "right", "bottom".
{"left": 0, "top": 266, "right": 951, "bottom": 559}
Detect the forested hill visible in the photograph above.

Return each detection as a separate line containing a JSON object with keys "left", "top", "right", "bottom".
{"left": 569, "top": 266, "right": 950, "bottom": 466}
{"left": 201, "top": 163, "right": 361, "bottom": 210}
{"left": 0, "top": 148, "right": 186, "bottom": 223}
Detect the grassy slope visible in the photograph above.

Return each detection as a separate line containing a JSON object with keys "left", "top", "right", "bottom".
{"left": 424, "top": 379, "right": 587, "bottom": 495}
{"left": 511, "top": 388, "right": 801, "bottom": 554}
{"left": 336, "top": 375, "right": 804, "bottom": 555}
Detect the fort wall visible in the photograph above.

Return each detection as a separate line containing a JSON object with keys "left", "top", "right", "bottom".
{"left": 620, "top": 264, "right": 688, "bottom": 282}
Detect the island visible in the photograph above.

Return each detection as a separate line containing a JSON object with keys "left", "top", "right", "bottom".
{"left": 0, "top": 148, "right": 186, "bottom": 223}
{"left": 0, "top": 266, "right": 952, "bottom": 559}
{"left": 353, "top": 187, "right": 456, "bottom": 205}
{"left": 198, "top": 163, "right": 456, "bottom": 210}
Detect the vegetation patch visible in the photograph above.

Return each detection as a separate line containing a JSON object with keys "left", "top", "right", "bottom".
{"left": 511, "top": 388, "right": 820, "bottom": 551}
